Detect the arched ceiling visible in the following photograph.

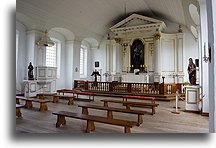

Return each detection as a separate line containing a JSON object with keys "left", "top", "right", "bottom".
{"left": 16, "top": 0, "right": 199, "bottom": 42}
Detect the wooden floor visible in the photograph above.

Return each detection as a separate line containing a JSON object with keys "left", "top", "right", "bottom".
{"left": 16, "top": 95, "right": 209, "bottom": 133}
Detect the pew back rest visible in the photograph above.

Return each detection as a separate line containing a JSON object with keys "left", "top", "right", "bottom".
{"left": 100, "top": 99, "right": 159, "bottom": 106}
{"left": 78, "top": 104, "right": 146, "bottom": 115}
{"left": 52, "top": 111, "right": 137, "bottom": 127}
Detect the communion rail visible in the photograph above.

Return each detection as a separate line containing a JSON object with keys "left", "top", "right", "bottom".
{"left": 74, "top": 81, "right": 185, "bottom": 95}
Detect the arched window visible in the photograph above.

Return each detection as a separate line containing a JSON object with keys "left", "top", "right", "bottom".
{"left": 46, "top": 38, "right": 61, "bottom": 78}
{"left": 80, "top": 45, "right": 87, "bottom": 78}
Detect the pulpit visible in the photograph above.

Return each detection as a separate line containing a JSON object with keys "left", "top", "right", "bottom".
{"left": 23, "top": 66, "right": 57, "bottom": 97}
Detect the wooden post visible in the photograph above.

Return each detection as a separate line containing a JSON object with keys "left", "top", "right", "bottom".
{"left": 127, "top": 83, "right": 132, "bottom": 93}
{"left": 16, "top": 108, "right": 22, "bottom": 117}
{"left": 39, "top": 102, "right": 48, "bottom": 111}
{"left": 56, "top": 115, "right": 66, "bottom": 127}
{"left": 86, "top": 120, "right": 95, "bottom": 133}
{"left": 16, "top": 98, "right": 20, "bottom": 104}
{"left": 152, "top": 106, "right": 155, "bottom": 115}
{"left": 109, "top": 82, "right": 113, "bottom": 92}
{"left": 84, "top": 81, "right": 89, "bottom": 90}
{"left": 124, "top": 127, "right": 131, "bottom": 133}
{"left": 82, "top": 107, "right": 88, "bottom": 114}
{"left": 104, "top": 101, "right": 108, "bottom": 107}
{"left": 68, "top": 97, "right": 74, "bottom": 105}
{"left": 53, "top": 96, "right": 59, "bottom": 103}
{"left": 107, "top": 110, "right": 113, "bottom": 119}
{"left": 159, "top": 83, "right": 167, "bottom": 95}
{"left": 126, "top": 104, "right": 130, "bottom": 110}
{"left": 24, "top": 100, "right": 33, "bottom": 108}
{"left": 138, "top": 115, "right": 143, "bottom": 125}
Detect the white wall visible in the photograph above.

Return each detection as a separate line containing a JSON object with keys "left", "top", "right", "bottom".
{"left": 91, "top": 39, "right": 107, "bottom": 82}
{"left": 16, "top": 21, "right": 27, "bottom": 94}
{"left": 163, "top": 20, "right": 199, "bottom": 83}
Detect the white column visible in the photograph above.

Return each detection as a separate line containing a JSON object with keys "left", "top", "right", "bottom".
{"left": 114, "top": 42, "right": 121, "bottom": 73}
{"left": 154, "top": 34, "right": 161, "bottom": 83}
{"left": 106, "top": 40, "right": 111, "bottom": 72}
{"left": 26, "top": 30, "right": 40, "bottom": 78}
{"left": 112, "top": 44, "right": 117, "bottom": 74}
{"left": 198, "top": 0, "right": 209, "bottom": 114}
{"left": 112, "top": 40, "right": 121, "bottom": 74}
{"left": 65, "top": 41, "right": 74, "bottom": 89}
{"left": 197, "top": 26, "right": 202, "bottom": 85}
{"left": 206, "top": 0, "right": 216, "bottom": 133}
{"left": 72, "top": 40, "right": 81, "bottom": 88}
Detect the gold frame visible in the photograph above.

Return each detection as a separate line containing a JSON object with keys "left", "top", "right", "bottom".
{"left": 30, "top": 83, "right": 36, "bottom": 93}
{"left": 148, "top": 43, "right": 154, "bottom": 72}
{"left": 128, "top": 38, "right": 146, "bottom": 69}
{"left": 177, "top": 38, "right": 184, "bottom": 72}
{"left": 187, "top": 90, "right": 198, "bottom": 104}
{"left": 161, "top": 39, "right": 176, "bottom": 72}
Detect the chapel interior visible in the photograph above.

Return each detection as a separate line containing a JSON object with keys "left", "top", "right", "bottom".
{"left": 16, "top": 0, "right": 216, "bottom": 133}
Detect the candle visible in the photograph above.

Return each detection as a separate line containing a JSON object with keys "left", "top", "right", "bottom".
{"left": 204, "top": 42, "right": 206, "bottom": 57}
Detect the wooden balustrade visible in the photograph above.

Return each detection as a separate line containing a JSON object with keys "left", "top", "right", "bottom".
{"left": 74, "top": 80, "right": 185, "bottom": 95}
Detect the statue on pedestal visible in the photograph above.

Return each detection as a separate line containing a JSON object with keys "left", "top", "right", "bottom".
{"left": 91, "top": 70, "right": 101, "bottom": 82}
{"left": 187, "top": 58, "right": 196, "bottom": 85}
{"left": 28, "top": 62, "right": 34, "bottom": 80}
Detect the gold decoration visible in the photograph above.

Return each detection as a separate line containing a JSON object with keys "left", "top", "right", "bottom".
{"left": 178, "top": 25, "right": 183, "bottom": 33}
{"left": 154, "top": 33, "right": 161, "bottom": 40}
{"left": 114, "top": 38, "right": 121, "bottom": 44}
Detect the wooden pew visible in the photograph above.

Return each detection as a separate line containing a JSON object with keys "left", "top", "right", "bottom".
{"left": 16, "top": 96, "right": 50, "bottom": 111}
{"left": 37, "top": 93, "right": 57, "bottom": 99}
{"left": 52, "top": 111, "right": 137, "bottom": 133}
{"left": 122, "top": 95, "right": 156, "bottom": 103}
{"left": 78, "top": 103, "right": 146, "bottom": 126}
{"left": 53, "top": 95, "right": 74, "bottom": 105}
{"left": 100, "top": 99, "right": 159, "bottom": 115}
{"left": 57, "top": 90, "right": 95, "bottom": 101}
{"left": 16, "top": 104, "right": 25, "bottom": 117}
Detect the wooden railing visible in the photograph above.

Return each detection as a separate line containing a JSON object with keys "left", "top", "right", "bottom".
{"left": 75, "top": 80, "right": 185, "bottom": 95}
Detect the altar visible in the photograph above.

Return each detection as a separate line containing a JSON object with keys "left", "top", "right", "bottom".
{"left": 106, "top": 14, "right": 185, "bottom": 84}
{"left": 121, "top": 74, "right": 150, "bottom": 83}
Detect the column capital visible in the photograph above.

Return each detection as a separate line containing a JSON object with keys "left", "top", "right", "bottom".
{"left": 154, "top": 33, "right": 161, "bottom": 40}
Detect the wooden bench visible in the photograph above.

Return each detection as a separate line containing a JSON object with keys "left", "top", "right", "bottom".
{"left": 16, "top": 96, "right": 50, "bottom": 111}
{"left": 37, "top": 93, "right": 57, "bottom": 99}
{"left": 16, "top": 104, "right": 25, "bottom": 117}
{"left": 78, "top": 103, "right": 146, "bottom": 126}
{"left": 57, "top": 90, "right": 95, "bottom": 101}
{"left": 100, "top": 99, "right": 159, "bottom": 115}
{"left": 53, "top": 95, "right": 74, "bottom": 105}
{"left": 52, "top": 111, "right": 137, "bottom": 133}
{"left": 122, "top": 95, "right": 156, "bottom": 103}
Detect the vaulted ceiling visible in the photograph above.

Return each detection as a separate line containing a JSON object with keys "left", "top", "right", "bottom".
{"left": 16, "top": 0, "right": 200, "bottom": 42}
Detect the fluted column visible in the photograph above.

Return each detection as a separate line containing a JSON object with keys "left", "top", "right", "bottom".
{"left": 154, "top": 33, "right": 161, "bottom": 83}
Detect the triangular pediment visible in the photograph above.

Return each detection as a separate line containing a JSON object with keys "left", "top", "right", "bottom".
{"left": 110, "top": 13, "right": 166, "bottom": 30}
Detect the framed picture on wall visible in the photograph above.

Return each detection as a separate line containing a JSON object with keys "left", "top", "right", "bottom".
{"left": 95, "top": 61, "right": 99, "bottom": 67}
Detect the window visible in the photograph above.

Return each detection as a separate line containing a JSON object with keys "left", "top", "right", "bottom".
{"left": 45, "top": 38, "right": 61, "bottom": 78}
{"left": 16, "top": 30, "right": 19, "bottom": 77}
{"left": 46, "top": 43, "right": 57, "bottom": 67}
{"left": 80, "top": 45, "right": 87, "bottom": 78}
